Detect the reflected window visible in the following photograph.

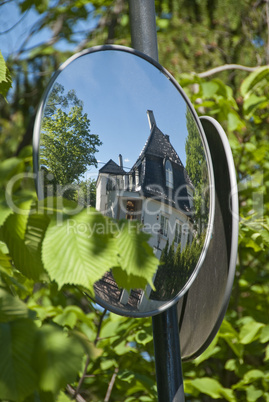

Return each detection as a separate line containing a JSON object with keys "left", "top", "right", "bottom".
{"left": 126, "top": 200, "right": 136, "bottom": 220}
{"left": 165, "top": 160, "right": 173, "bottom": 188}
{"left": 160, "top": 215, "right": 168, "bottom": 237}
{"left": 135, "top": 170, "right": 139, "bottom": 187}
{"left": 175, "top": 222, "right": 181, "bottom": 244}
{"left": 129, "top": 174, "right": 133, "bottom": 190}
{"left": 187, "top": 186, "right": 194, "bottom": 209}
{"left": 106, "top": 177, "right": 115, "bottom": 192}
{"left": 182, "top": 224, "right": 189, "bottom": 245}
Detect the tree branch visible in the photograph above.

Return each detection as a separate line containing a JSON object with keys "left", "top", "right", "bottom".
{"left": 197, "top": 64, "right": 266, "bottom": 78}
{"left": 73, "top": 354, "right": 91, "bottom": 400}
{"left": 95, "top": 308, "right": 107, "bottom": 346}
{"left": 69, "top": 308, "right": 108, "bottom": 400}
{"left": 0, "top": 9, "right": 29, "bottom": 35}
{"left": 104, "top": 367, "right": 119, "bottom": 402}
{"left": 66, "top": 384, "right": 87, "bottom": 402}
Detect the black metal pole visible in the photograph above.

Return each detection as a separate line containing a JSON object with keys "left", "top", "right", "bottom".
{"left": 152, "top": 305, "right": 185, "bottom": 401}
{"left": 129, "top": 0, "right": 159, "bottom": 61}
{"left": 128, "top": 1, "right": 185, "bottom": 401}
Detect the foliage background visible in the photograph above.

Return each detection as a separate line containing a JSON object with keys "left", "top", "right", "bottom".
{"left": 0, "top": 0, "right": 269, "bottom": 401}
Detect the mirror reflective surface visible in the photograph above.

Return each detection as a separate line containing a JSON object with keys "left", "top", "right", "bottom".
{"left": 34, "top": 45, "right": 214, "bottom": 317}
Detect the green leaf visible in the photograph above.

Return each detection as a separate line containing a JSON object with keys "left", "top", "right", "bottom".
{"left": 219, "top": 320, "right": 243, "bottom": 358}
{"left": 243, "top": 369, "right": 264, "bottom": 384}
{"left": 0, "top": 157, "right": 24, "bottom": 185}
{"left": 42, "top": 209, "right": 118, "bottom": 292}
{"left": 225, "top": 359, "right": 237, "bottom": 372}
{"left": 0, "top": 196, "right": 13, "bottom": 227}
{"left": 265, "top": 345, "right": 269, "bottom": 361}
{"left": 201, "top": 81, "right": 219, "bottom": 97}
{"left": 243, "top": 93, "right": 267, "bottom": 115}
{"left": 156, "top": 18, "right": 170, "bottom": 29}
{"left": 52, "top": 306, "right": 84, "bottom": 328}
{"left": 114, "top": 221, "right": 158, "bottom": 291}
{"left": 0, "top": 247, "right": 11, "bottom": 269}
{"left": 260, "top": 325, "right": 269, "bottom": 343}
{"left": 246, "top": 385, "right": 263, "bottom": 402}
{"left": 245, "top": 238, "right": 263, "bottom": 252}
{"left": 19, "top": 0, "right": 49, "bottom": 13}
{"left": 194, "top": 336, "right": 221, "bottom": 365}
{"left": 2, "top": 200, "right": 48, "bottom": 280}
{"left": 188, "top": 377, "right": 232, "bottom": 399}
{"left": 0, "top": 50, "right": 12, "bottom": 101}
{"left": 0, "top": 288, "right": 31, "bottom": 322}
{"left": 57, "top": 391, "right": 72, "bottom": 401}
{"left": 241, "top": 66, "right": 269, "bottom": 96}
{"left": 27, "top": 391, "right": 58, "bottom": 402}
{"left": 33, "top": 325, "right": 85, "bottom": 394}
{"left": 0, "top": 319, "right": 38, "bottom": 402}
{"left": 239, "top": 322, "right": 265, "bottom": 344}
{"left": 112, "top": 267, "right": 149, "bottom": 292}
{"left": 135, "top": 329, "right": 153, "bottom": 346}
{"left": 118, "top": 369, "right": 135, "bottom": 383}
{"left": 227, "top": 111, "right": 245, "bottom": 131}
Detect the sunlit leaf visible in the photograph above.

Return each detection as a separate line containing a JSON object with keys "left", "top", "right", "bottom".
{"left": 243, "top": 93, "right": 267, "bottom": 115}
{"left": 2, "top": 200, "right": 48, "bottom": 280}
{"left": 42, "top": 209, "right": 118, "bottom": 292}
{"left": 201, "top": 81, "right": 219, "bottom": 97}
{"left": 0, "top": 50, "right": 12, "bottom": 101}
{"left": 239, "top": 322, "right": 265, "bottom": 344}
{"left": 241, "top": 66, "right": 269, "bottom": 96}
{"left": 188, "top": 377, "right": 235, "bottom": 400}
{"left": 0, "top": 157, "right": 24, "bottom": 185}
{"left": 135, "top": 329, "right": 153, "bottom": 346}
{"left": 260, "top": 325, "right": 269, "bottom": 343}
{"left": 242, "top": 369, "right": 264, "bottom": 384}
{"left": 194, "top": 336, "right": 221, "bottom": 365}
{"left": 57, "top": 391, "right": 72, "bottom": 401}
{"left": 246, "top": 385, "right": 263, "bottom": 402}
{"left": 114, "top": 221, "right": 158, "bottom": 291}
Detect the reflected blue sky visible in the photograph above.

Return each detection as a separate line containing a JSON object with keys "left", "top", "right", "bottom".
{"left": 48, "top": 49, "right": 192, "bottom": 180}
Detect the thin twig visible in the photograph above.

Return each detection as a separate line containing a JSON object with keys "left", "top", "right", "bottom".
{"left": 197, "top": 64, "right": 266, "bottom": 78}
{"left": 104, "top": 367, "right": 119, "bottom": 402}
{"left": 95, "top": 308, "right": 107, "bottom": 346}
{"left": 0, "top": 9, "right": 29, "bottom": 35}
{"left": 66, "top": 384, "right": 87, "bottom": 402}
{"left": 73, "top": 354, "right": 91, "bottom": 399}
{"left": 71, "top": 308, "right": 107, "bottom": 399}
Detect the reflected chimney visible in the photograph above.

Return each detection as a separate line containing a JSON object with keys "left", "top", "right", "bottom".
{"left": 119, "top": 154, "right": 123, "bottom": 168}
{"left": 147, "top": 110, "right": 156, "bottom": 130}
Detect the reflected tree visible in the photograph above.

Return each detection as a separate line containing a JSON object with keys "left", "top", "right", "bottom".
{"left": 75, "top": 178, "right": 97, "bottom": 207}
{"left": 40, "top": 84, "right": 102, "bottom": 197}
{"left": 44, "top": 83, "right": 83, "bottom": 118}
{"left": 150, "top": 234, "right": 205, "bottom": 301}
{"left": 185, "top": 108, "right": 209, "bottom": 231}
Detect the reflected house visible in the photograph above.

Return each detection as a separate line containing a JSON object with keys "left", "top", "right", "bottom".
{"left": 96, "top": 110, "right": 194, "bottom": 259}
{"left": 95, "top": 110, "right": 195, "bottom": 311}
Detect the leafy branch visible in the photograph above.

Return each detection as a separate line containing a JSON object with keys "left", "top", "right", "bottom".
{"left": 0, "top": 146, "right": 159, "bottom": 401}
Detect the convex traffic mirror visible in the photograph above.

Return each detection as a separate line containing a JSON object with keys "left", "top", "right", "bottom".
{"left": 33, "top": 45, "right": 215, "bottom": 317}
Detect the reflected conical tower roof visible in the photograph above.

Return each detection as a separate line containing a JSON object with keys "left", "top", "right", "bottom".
{"left": 136, "top": 110, "right": 184, "bottom": 168}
